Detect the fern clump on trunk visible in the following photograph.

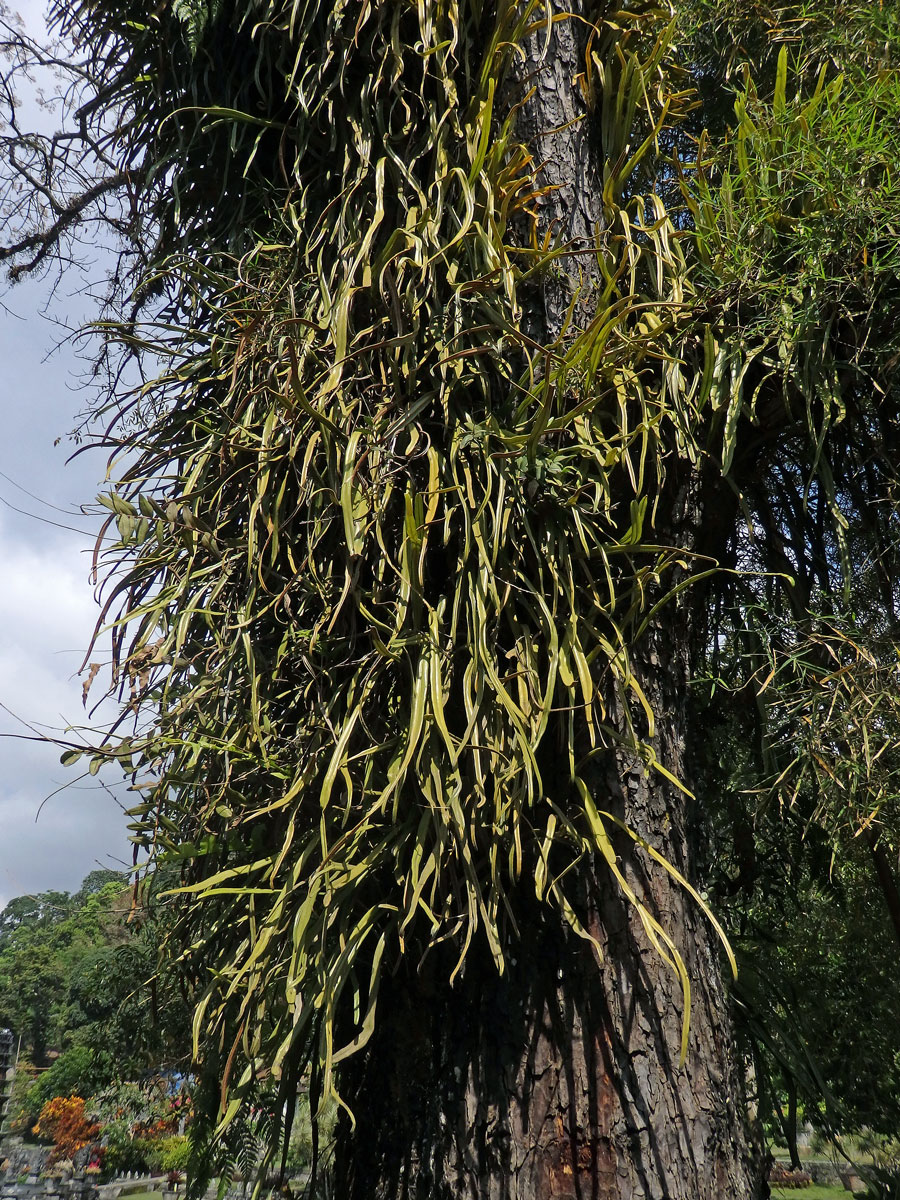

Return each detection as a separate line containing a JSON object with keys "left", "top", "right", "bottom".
{"left": 5, "top": 0, "right": 900, "bottom": 1194}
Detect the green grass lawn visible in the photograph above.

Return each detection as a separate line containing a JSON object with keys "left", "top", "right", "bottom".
{"left": 771, "top": 1187, "right": 851, "bottom": 1199}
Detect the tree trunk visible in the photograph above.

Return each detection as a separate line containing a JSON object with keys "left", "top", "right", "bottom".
{"left": 334, "top": 629, "right": 757, "bottom": 1198}
{"left": 333, "top": 5, "right": 759, "bottom": 1195}
{"left": 786, "top": 1081, "right": 801, "bottom": 1172}
{"left": 335, "top": 893, "right": 756, "bottom": 1198}
{"left": 334, "top": 805, "right": 757, "bottom": 1197}
{"left": 866, "top": 830, "right": 900, "bottom": 950}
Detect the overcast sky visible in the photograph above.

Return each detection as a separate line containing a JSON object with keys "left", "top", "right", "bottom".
{"left": 0, "top": 2, "right": 132, "bottom": 911}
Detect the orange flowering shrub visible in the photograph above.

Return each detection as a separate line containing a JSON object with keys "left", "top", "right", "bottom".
{"left": 34, "top": 1096, "right": 101, "bottom": 1163}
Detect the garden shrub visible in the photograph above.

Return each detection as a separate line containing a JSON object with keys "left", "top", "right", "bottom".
{"left": 145, "top": 1136, "right": 190, "bottom": 1174}
{"left": 768, "top": 1163, "right": 812, "bottom": 1188}
{"left": 34, "top": 1096, "right": 100, "bottom": 1164}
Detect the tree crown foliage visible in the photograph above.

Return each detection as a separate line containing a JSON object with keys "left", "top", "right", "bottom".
{"left": 0, "top": 868, "right": 190, "bottom": 1114}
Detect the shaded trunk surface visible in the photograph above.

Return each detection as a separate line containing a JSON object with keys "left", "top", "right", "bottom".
{"left": 335, "top": 884, "right": 755, "bottom": 1199}
{"left": 334, "top": 629, "right": 758, "bottom": 1199}
{"left": 867, "top": 830, "right": 900, "bottom": 950}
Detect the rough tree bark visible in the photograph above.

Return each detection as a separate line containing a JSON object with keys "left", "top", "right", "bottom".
{"left": 333, "top": 4, "right": 759, "bottom": 1197}
{"left": 335, "top": 620, "right": 757, "bottom": 1199}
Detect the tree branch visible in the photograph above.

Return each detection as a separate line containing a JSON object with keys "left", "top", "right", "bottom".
{"left": 0, "top": 169, "right": 128, "bottom": 279}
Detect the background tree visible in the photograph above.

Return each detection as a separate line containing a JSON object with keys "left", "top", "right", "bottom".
{"left": 697, "top": 706, "right": 900, "bottom": 1172}
{"left": 0, "top": 868, "right": 191, "bottom": 1130}
{"left": 3, "top": 0, "right": 900, "bottom": 1197}
{"left": 0, "top": 875, "right": 123, "bottom": 1066}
